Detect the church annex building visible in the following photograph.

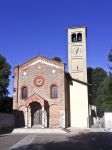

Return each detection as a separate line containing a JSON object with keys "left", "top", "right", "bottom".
{"left": 13, "top": 27, "right": 89, "bottom": 128}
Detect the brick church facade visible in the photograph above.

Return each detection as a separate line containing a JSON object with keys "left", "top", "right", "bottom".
{"left": 13, "top": 27, "right": 89, "bottom": 128}
{"left": 13, "top": 56, "right": 70, "bottom": 128}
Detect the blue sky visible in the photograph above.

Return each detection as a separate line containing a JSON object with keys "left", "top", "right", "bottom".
{"left": 0, "top": 0, "right": 112, "bottom": 96}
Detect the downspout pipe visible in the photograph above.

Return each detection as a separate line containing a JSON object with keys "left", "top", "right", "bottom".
{"left": 17, "top": 65, "right": 19, "bottom": 108}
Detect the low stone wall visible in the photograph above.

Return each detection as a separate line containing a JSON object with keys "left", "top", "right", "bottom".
{"left": 0, "top": 113, "right": 15, "bottom": 130}
{"left": 104, "top": 112, "right": 112, "bottom": 129}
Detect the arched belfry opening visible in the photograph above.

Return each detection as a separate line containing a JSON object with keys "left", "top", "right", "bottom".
{"left": 77, "top": 33, "right": 82, "bottom": 42}
{"left": 71, "top": 32, "right": 82, "bottom": 42}
{"left": 71, "top": 33, "right": 77, "bottom": 42}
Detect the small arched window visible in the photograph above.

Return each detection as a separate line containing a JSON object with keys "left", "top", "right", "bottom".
{"left": 51, "top": 85, "right": 58, "bottom": 98}
{"left": 21, "top": 86, "right": 28, "bottom": 99}
{"left": 71, "top": 33, "right": 76, "bottom": 42}
{"left": 77, "top": 33, "right": 82, "bottom": 42}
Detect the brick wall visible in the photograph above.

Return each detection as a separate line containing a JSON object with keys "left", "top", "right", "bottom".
{"left": 13, "top": 56, "right": 66, "bottom": 127}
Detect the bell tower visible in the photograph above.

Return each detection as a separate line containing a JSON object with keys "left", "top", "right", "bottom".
{"left": 68, "top": 27, "right": 87, "bottom": 82}
{"left": 68, "top": 27, "right": 89, "bottom": 128}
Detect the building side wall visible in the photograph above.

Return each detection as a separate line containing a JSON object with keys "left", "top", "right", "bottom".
{"left": 70, "top": 80, "right": 89, "bottom": 128}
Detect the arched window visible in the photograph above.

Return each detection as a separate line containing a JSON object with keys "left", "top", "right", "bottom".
{"left": 77, "top": 33, "right": 82, "bottom": 42}
{"left": 21, "top": 86, "right": 28, "bottom": 99}
{"left": 71, "top": 33, "right": 76, "bottom": 42}
{"left": 51, "top": 85, "right": 58, "bottom": 98}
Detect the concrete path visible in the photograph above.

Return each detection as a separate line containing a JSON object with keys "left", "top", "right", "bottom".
{"left": 12, "top": 128, "right": 66, "bottom": 134}
{"left": 8, "top": 135, "right": 36, "bottom": 150}
{"left": 0, "top": 128, "right": 111, "bottom": 150}
{"left": 0, "top": 134, "right": 27, "bottom": 150}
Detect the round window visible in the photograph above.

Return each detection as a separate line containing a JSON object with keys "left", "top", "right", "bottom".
{"left": 34, "top": 76, "right": 44, "bottom": 87}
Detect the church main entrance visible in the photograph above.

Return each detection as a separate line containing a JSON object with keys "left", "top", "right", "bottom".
{"left": 24, "top": 95, "right": 49, "bottom": 128}
{"left": 33, "top": 109, "right": 42, "bottom": 125}
{"left": 30, "top": 102, "right": 42, "bottom": 127}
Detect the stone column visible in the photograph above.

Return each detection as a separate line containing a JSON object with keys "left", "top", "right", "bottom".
{"left": 25, "top": 107, "right": 28, "bottom": 128}
{"left": 44, "top": 110, "right": 47, "bottom": 127}
{"left": 42, "top": 107, "right": 45, "bottom": 128}
{"left": 60, "top": 110, "right": 65, "bottom": 128}
{"left": 28, "top": 106, "right": 31, "bottom": 127}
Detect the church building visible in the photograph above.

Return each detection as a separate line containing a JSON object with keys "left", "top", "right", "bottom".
{"left": 13, "top": 27, "right": 89, "bottom": 128}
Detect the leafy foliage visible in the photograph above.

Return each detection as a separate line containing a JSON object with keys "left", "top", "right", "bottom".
{"left": 0, "top": 54, "right": 11, "bottom": 102}
{"left": 52, "top": 57, "right": 62, "bottom": 62}
{"left": 97, "top": 74, "right": 112, "bottom": 112}
{"left": 1, "top": 96, "right": 13, "bottom": 112}
{"left": 93, "top": 49, "right": 112, "bottom": 114}
{"left": 87, "top": 67, "right": 107, "bottom": 105}
{"left": 108, "top": 49, "right": 112, "bottom": 70}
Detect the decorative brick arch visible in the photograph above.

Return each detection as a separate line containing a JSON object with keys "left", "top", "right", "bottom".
{"left": 24, "top": 94, "right": 45, "bottom": 107}
{"left": 18, "top": 105, "right": 26, "bottom": 110}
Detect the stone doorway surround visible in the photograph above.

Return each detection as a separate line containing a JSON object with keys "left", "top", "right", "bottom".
{"left": 24, "top": 94, "right": 48, "bottom": 128}
{"left": 30, "top": 101, "right": 42, "bottom": 127}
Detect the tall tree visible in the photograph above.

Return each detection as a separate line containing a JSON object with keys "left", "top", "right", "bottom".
{"left": 52, "top": 57, "right": 62, "bottom": 62}
{"left": 96, "top": 49, "right": 112, "bottom": 113}
{"left": 97, "top": 74, "right": 112, "bottom": 112}
{"left": 87, "top": 67, "right": 107, "bottom": 105}
{"left": 0, "top": 54, "right": 11, "bottom": 110}
{"left": 108, "top": 49, "right": 112, "bottom": 70}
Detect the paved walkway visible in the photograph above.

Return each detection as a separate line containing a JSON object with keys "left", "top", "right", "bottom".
{"left": 9, "top": 135, "right": 36, "bottom": 150}
{"left": 12, "top": 128, "right": 66, "bottom": 134}
{"left": 0, "top": 134, "right": 27, "bottom": 150}
{"left": 0, "top": 128, "right": 111, "bottom": 150}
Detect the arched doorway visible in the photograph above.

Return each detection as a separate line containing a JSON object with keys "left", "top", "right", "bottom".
{"left": 24, "top": 94, "right": 49, "bottom": 128}
{"left": 30, "top": 101, "right": 42, "bottom": 127}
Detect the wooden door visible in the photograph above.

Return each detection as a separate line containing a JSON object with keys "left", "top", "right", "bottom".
{"left": 34, "top": 109, "right": 42, "bottom": 125}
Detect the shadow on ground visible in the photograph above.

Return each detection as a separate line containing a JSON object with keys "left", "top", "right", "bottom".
{"left": 0, "top": 128, "right": 14, "bottom": 136}
{"left": 10, "top": 132, "right": 112, "bottom": 150}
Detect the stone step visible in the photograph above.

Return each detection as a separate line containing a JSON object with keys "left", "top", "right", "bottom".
{"left": 12, "top": 128, "right": 66, "bottom": 134}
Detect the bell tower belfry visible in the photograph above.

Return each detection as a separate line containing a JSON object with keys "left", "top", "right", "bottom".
{"left": 68, "top": 27, "right": 89, "bottom": 128}
{"left": 68, "top": 27, "right": 87, "bottom": 82}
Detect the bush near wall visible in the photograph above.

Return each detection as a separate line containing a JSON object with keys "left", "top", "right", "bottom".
{"left": 0, "top": 97, "right": 13, "bottom": 113}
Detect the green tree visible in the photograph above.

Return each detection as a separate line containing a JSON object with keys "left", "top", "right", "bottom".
{"left": 87, "top": 67, "right": 107, "bottom": 105}
{"left": 108, "top": 49, "right": 112, "bottom": 70}
{"left": 2, "top": 96, "right": 13, "bottom": 113}
{"left": 96, "top": 49, "right": 112, "bottom": 113}
{"left": 52, "top": 57, "right": 62, "bottom": 62}
{"left": 97, "top": 74, "right": 112, "bottom": 112}
{"left": 0, "top": 54, "right": 11, "bottom": 111}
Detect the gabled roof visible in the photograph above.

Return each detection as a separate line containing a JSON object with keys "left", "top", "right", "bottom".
{"left": 67, "top": 26, "right": 87, "bottom": 29}
{"left": 66, "top": 72, "right": 91, "bottom": 86}
{"left": 15, "top": 55, "right": 65, "bottom": 70}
